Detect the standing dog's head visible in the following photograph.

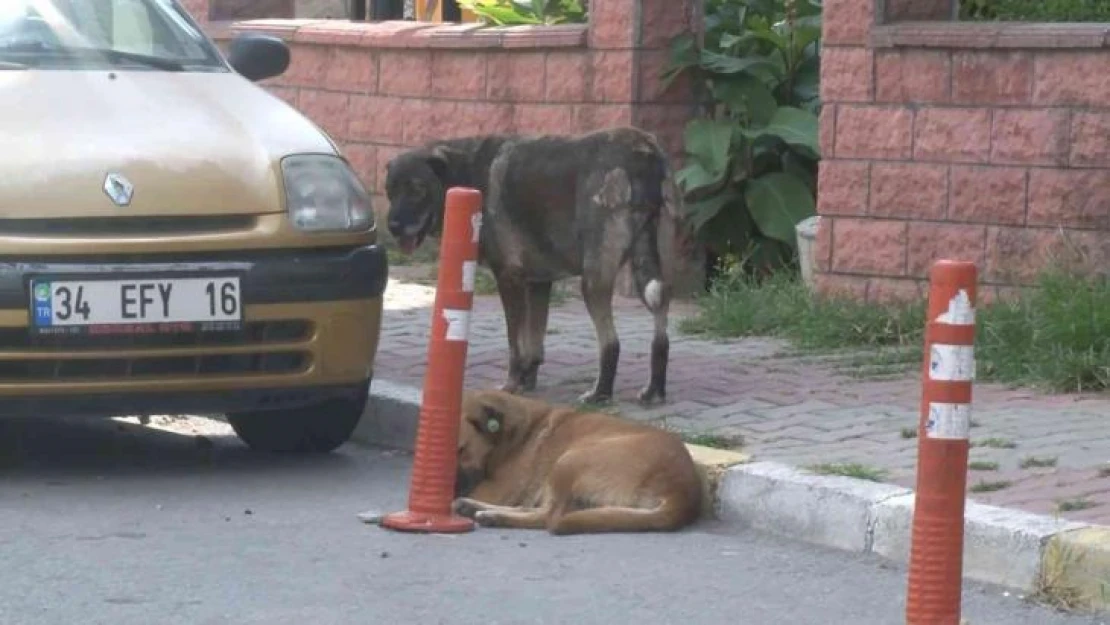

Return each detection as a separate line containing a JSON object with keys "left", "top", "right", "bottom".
{"left": 384, "top": 146, "right": 451, "bottom": 254}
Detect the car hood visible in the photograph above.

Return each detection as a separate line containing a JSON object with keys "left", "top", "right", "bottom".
{"left": 0, "top": 69, "right": 336, "bottom": 219}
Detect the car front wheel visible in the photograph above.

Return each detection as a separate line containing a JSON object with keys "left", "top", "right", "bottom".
{"left": 227, "top": 393, "right": 366, "bottom": 453}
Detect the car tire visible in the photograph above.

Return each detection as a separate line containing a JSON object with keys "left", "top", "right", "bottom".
{"left": 227, "top": 392, "right": 367, "bottom": 454}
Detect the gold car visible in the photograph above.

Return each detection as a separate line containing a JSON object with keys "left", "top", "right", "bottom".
{"left": 0, "top": 1, "right": 388, "bottom": 453}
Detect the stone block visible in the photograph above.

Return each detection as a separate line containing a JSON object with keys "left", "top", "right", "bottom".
{"left": 379, "top": 50, "right": 433, "bottom": 98}
{"left": 906, "top": 222, "right": 987, "bottom": 278}
{"left": 913, "top": 107, "right": 992, "bottom": 164}
{"left": 835, "top": 105, "right": 913, "bottom": 160}
{"left": 948, "top": 166, "right": 1027, "bottom": 226}
{"left": 875, "top": 50, "right": 950, "bottom": 104}
{"left": 1033, "top": 52, "right": 1110, "bottom": 106}
{"left": 952, "top": 51, "right": 1033, "bottom": 105}
{"left": 830, "top": 218, "right": 908, "bottom": 277}
{"left": 487, "top": 52, "right": 547, "bottom": 102}
{"left": 991, "top": 108, "right": 1069, "bottom": 166}
{"left": 820, "top": 47, "right": 873, "bottom": 103}
{"left": 869, "top": 163, "right": 948, "bottom": 220}
{"left": 1028, "top": 169, "right": 1110, "bottom": 230}
{"left": 817, "top": 161, "right": 869, "bottom": 217}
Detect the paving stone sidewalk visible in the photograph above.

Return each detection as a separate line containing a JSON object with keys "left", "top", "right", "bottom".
{"left": 379, "top": 272, "right": 1110, "bottom": 525}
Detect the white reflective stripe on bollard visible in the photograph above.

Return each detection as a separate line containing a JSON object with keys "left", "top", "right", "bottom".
{"left": 925, "top": 402, "right": 972, "bottom": 440}
{"left": 929, "top": 344, "right": 975, "bottom": 382}
{"left": 442, "top": 309, "right": 471, "bottom": 342}
{"left": 461, "top": 261, "right": 477, "bottom": 293}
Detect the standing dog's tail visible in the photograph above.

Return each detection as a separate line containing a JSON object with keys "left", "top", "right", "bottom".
{"left": 629, "top": 143, "right": 684, "bottom": 313}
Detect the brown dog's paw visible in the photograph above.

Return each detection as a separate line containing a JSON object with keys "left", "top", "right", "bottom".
{"left": 473, "top": 511, "right": 500, "bottom": 527}
{"left": 452, "top": 497, "right": 483, "bottom": 519}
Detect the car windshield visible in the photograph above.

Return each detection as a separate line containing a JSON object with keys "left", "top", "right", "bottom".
{"left": 0, "top": 0, "right": 225, "bottom": 71}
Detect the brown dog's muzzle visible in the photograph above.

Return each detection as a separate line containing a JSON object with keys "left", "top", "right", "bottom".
{"left": 454, "top": 468, "right": 482, "bottom": 498}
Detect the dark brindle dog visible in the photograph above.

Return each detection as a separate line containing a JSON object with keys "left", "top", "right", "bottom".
{"left": 384, "top": 127, "right": 680, "bottom": 405}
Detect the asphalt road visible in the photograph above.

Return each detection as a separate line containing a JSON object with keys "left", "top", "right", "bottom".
{"left": 1, "top": 415, "right": 1106, "bottom": 625}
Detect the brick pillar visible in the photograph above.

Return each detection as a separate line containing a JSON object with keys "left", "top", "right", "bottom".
{"left": 592, "top": 0, "right": 706, "bottom": 297}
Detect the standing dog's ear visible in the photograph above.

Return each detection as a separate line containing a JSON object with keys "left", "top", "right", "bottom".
{"left": 480, "top": 405, "right": 503, "bottom": 436}
{"left": 424, "top": 145, "right": 457, "bottom": 182}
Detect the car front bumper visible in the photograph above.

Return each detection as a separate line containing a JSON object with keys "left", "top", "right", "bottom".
{"left": 0, "top": 244, "right": 389, "bottom": 418}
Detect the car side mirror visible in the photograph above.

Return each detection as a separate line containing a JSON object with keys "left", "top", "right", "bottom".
{"left": 227, "top": 33, "right": 290, "bottom": 82}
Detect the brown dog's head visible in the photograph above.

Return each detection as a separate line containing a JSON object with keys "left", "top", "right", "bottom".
{"left": 384, "top": 146, "right": 451, "bottom": 255}
{"left": 454, "top": 391, "right": 507, "bottom": 497}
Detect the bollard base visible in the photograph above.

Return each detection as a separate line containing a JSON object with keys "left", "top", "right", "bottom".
{"left": 379, "top": 510, "right": 476, "bottom": 534}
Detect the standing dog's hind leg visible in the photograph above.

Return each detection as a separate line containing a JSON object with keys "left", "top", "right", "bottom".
{"left": 579, "top": 277, "right": 619, "bottom": 404}
{"left": 639, "top": 296, "right": 670, "bottom": 405}
{"left": 629, "top": 212, "right": 671, "bottom": 405}
{"left": 519, "top": 281, "right": 553, "bottom": 392}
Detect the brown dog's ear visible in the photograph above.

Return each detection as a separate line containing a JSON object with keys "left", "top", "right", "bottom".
{"left": 480, "top": 405, "right": 504, "bottom": 436}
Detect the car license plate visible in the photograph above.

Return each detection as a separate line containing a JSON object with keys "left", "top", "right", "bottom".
{"left": 29, "top": 276, "right": 242, "bottom": 335}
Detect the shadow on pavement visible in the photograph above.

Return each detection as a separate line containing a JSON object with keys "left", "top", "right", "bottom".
{"left": 0, "top": 415, "right": 360, "bottom": 481}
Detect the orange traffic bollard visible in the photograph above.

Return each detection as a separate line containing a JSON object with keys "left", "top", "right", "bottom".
{"left": 381, "top": 187, "right": 484, "bottom": 534}
{"left": 906, "top": 260, "right": 978, "bottom": 625}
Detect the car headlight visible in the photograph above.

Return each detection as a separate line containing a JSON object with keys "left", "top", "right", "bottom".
{"left": 281, "top": 154, "right": 374, "bottom": 233}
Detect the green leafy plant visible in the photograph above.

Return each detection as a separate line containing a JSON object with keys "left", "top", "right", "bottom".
{"left": 456, "top": 0, "right": 586, "bottom": 25}
{"left": 663, "top": 0, "right": 822, "bottom": 275}
{"left": 961, "top": 0, "right": 1110, "bottom": 21}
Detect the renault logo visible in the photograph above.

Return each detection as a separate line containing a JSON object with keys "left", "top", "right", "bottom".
{"left": 103, "top": 172, "right": 134, "bottom": 207}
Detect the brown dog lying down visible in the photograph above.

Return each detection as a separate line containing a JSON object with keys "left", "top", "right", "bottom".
{"left": 452, "top": 389, "right": 702, "bottom": 535}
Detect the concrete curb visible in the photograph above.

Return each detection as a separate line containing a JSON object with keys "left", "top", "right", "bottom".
{"left": 719, "top": 461, "right": 1110, "bottom": 609}
{"left": 353, "top": 380, "right": 1110, "bottom": 611}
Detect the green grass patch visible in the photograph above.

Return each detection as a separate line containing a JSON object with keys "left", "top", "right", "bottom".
{"left": 900, "top": 427, "right": 917, "bottom": 439}
{"left": 973, "top": 437, "right": 1017, "bottom": 449}
{"left": 804, "top": 462, "right": 888, "bottom": 482}
{"left": 970, "top": 480, "right": 1012, "bottom": 493}
{"left": 680, "top": 270, "right": 924, "bottom": 351}
{"left": 472, "top": 267, "right": 499, "bottom": 295}
{"left": 1057, "top": 497, "right": 1096, "bottom": 513}
{"left": 969, "top": 460, "right": 1000, "bottom": 471}
{"left": 682, "top": 263, "right": 1110, "bottom": 394}
{"left": 960, "top": 0, "right": 1110, "bottom": 22}
{"left": 1020, "top": 455, "right": 1058, "bottom": 469}
{"left": 681, "top": 432, "right": 745, "bottom": 450}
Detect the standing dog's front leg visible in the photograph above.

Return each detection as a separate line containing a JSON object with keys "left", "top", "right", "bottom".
{"left": 518, "top": 281, "right": 553, "bottom": 392}
{"left": 495, "top": 274, "right": 528, "bottom": 393}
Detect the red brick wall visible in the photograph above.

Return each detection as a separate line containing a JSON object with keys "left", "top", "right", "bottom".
{"left": 205, "top": 1, "right": 704, "bottom": 293}
{"left": 816, "top": 0, "right": 1110, "bottom": 302}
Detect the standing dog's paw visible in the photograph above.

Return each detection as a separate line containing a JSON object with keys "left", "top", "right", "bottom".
{"left": 637, "top": 385, "right": 666, "bottom": 406}
{"left": 577, "top": 389, "right": 612, "bottom": 406}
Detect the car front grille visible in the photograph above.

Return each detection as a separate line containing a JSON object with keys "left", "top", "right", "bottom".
{"left": 0, "top": 215, "right": 257, "bottom": 237}
{"left": 0, "top": 351, "right": 309, "bottom": 381}
{"left": 10, "top": 320, "right": 312, "bottom": 350}
{"left": 0, "top": 319, "right": 313, "bottom": 383}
